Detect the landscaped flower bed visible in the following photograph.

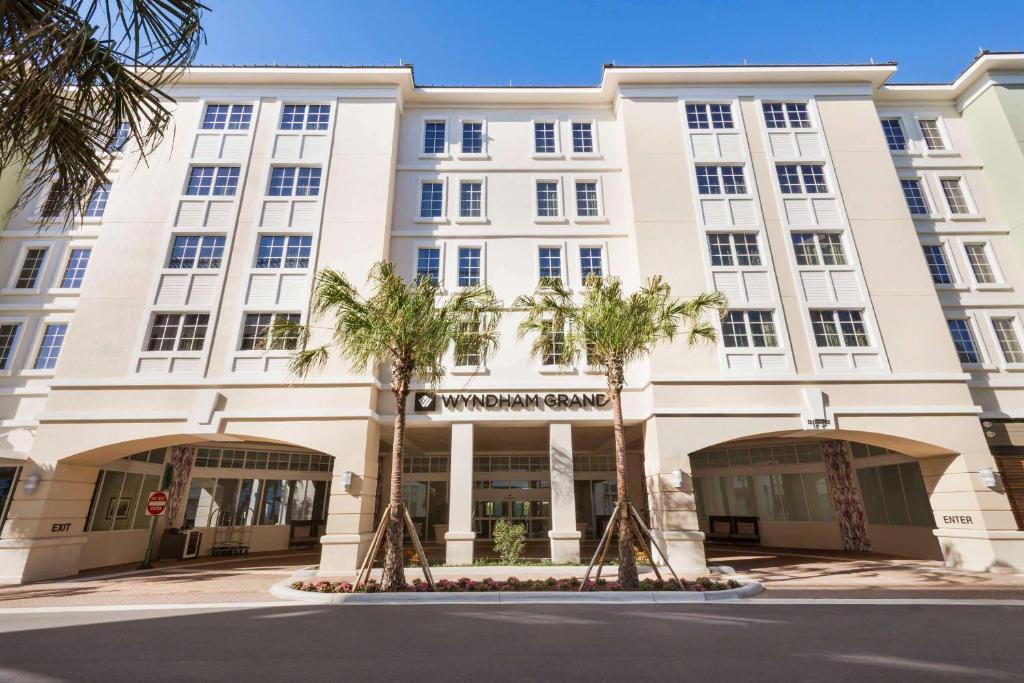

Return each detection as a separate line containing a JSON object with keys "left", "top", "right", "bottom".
{"left": 290, "top": 576, "right": 741, "bottom": 594}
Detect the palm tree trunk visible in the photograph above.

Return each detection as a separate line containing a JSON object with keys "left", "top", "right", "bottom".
{"left": 608, "top": 360, "right": 638, "bottom": 589}
{"left": 380, "top": 368, "right": 409, "bottom": 591}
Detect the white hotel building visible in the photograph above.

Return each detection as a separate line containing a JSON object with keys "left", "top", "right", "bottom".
{"left": 2, "top": 53, "right": 1024, "bottom": 582}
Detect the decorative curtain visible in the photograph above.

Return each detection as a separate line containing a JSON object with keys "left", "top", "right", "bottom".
{"left": 165, "top": 445, "right": 197, "bottom": 529}
{"left": 821, "top": 440, "right": 872, "bottom": 552}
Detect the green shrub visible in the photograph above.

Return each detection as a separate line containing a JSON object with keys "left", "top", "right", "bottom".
{"left": 492, "top": 519, "right": 526, "bottom": 565}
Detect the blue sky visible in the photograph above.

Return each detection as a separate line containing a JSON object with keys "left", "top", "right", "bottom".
{"left": 196, "top": 0, "right": 1024, "bottom": 86}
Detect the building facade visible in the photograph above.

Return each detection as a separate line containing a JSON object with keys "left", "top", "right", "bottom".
{"left": 2, "top": 53, "right": 1024, "bottom": 583}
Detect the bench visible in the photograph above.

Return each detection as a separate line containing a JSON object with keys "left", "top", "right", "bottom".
{"left": 706, "top": 515, "right": 761, "bottom": 545}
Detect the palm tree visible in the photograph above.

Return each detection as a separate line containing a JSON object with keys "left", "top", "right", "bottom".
{"left": 515, "top": 275, "right": 724, "bottom": 589}
{"left": 285, "top": 262, "right": 502, "bottom": 591}
{"left": 1, "top": 1, "right": 206, "bottom": 222}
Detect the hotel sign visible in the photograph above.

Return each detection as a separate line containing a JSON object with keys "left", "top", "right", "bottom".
{"left": 414, "top": 391, "right": 609, "bottom": 413}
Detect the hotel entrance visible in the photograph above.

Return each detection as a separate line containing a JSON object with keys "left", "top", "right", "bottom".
{"left": 473, "top": 455, "right": 551, "bottom": 539}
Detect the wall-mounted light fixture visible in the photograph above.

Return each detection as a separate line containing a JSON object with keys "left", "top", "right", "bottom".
{"left": 670, "top": 468, "right": 684, "bottom": 489}
{"left": 23, "top": 472, "right": 41, "bottom": 494}
{"left": 979, "top": 467, "right": 998, "bottom": 489}
{"left": 341, "top": 470, "right": 354, "bottom": 492}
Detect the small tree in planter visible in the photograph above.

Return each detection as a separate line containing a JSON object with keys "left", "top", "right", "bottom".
{"left": 492, "top": 519, "right": 526, "bottom": 565}
{"left": 281, "top": 262, "right": 501, "bottom": 590}
{"left": 515, "top": 275, "right": 724, "bottom": 589}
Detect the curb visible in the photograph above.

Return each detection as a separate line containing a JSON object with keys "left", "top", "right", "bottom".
{"left": 269, "top": 578, "right": 763, "bottom": 605}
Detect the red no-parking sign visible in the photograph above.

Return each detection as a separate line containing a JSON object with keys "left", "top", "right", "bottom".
{"left": 146, "top": 490, "right": 169, "bottom": 516}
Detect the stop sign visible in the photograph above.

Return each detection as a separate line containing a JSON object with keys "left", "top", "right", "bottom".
{"left": 146, "top": 490, "right": 169, "bottom": 516}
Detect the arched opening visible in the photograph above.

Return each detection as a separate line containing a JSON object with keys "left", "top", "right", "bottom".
{"left": 68, "top": 435, "right": 335, "bottom": 571}
{"left": 689, "top": 432, "right": 943, "bottom": 563}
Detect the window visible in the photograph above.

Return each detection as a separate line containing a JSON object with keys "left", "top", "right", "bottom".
{"left": 462, "top": 122, "right": 483, "bottom": 154}
{"left": 168, "top": 235, "right": 225, "bottom": 269}
{"left": 541, "top": 320, "right": 565, "bottom": 365}
{"left": 571, "top": 122, "right": 594, "bottom": 153}
{"left": 686, "top": 103, "right": 733, "bottom": 130}
{"left": 59, "top": 248, "right": 91, "bottom": 288}
{"left": 420, "top": 182, "right": 444, "bottom": 218}
{"left": 811, "top": 310, "right": 869, "bottom": 348}
{"left": 791, "top": 232, "right": 846, "bottom": 266}
{"left": 256, "top": 235, "right": 312, "bottom": 269}
{"left": 722, "top": 310, "right": 779, "bottom": 348}
{"left": 993, "top": 319, "right": 1024, "bottom": 364}
{"left": 580, "top": 247, "right": 603, "bottom": 280}
{"left": 240, "top": 313, "right": 300, "bottom": 351}
{"left": 281, "top": 104, "right": 330, "bottom": 131}
{"left": 14, "top": 248, "right": 47, "bottom": 289}
{"left": 922, "top": 245, "right": 954, "bottom": 285}
{"left": 575, "top": 181, "right": 599, "bottom": 217}
{"left": 707, "top": 233, "right": 761, "bottom": 267}
{"left": 457, "top": 247, "right": 481, "bottom": 287}
{"left": 268, "top": 166, "right": 321, "bottom": 197}
{"left": 186, "top": 166, "right": 239, "bottom": 196}
{"left": 964, "top": 243, "right": 997, "bottom": 284}
{"left": 416, "top": 247, "right": 441, "bottom": 285}
{"left": 107, "top": 123, "right": 130, "bottom": 152}
{"left": 84, "top": 183, "right": 111, "bottom": 217}
{"left": 918, "top": 119, "right": 945, "bottom": 151}
{"left": 538, "top": 247, "right": 562, "bottom": 287}
{"left": 536, "top": 181, "right": 560, "bottom": 217}
{"left": 459, "top": 181, "right": 482, "bottom": 218}
{"left": 900, "top": 179, "right": 930, "bottom": 215}
{"left": 880, "top": 118, "right": 906, "bottom": 151}
{"left": 776, "top": 164, "right": 828, "bottom": 194}
{"left": 423, "top": 121, "right": 447, "bottom": 154}
{"left": 534, "top": 122, "right": 556, "bottom": 154}
{"left": 455, "top": 319, "right": 483, "bottom": 366}
{"left": 0, "top": 324, "right": 21, "bottom": 370}
{"left": 696, "top": 165, "right": 746, "bottom": 195}
{"left": 763, "top": 102, "right": 810, "bottom": 129}
{"left": 947, "top": 318, "right": 981, "bottom": 363}
{"left": 146, "top": 313, "right": 210, "bottom": 352}
{"left": 941, "top": 178, "right": 971, "bottom": 215}
{"left": 202, "top": 104, "right": 253, "bottom": 130}
{"left": 33, "top": 323, "right": 67, "bottom": 369}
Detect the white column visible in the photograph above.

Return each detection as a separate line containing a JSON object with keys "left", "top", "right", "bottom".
{"left": 548, "top": 422, "right": 581, "bottom": 563}
{"left": 445, "top": 423, "right": 475, "bottom": 565}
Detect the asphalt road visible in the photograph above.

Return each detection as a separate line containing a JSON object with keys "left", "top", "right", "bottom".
{"left": 0, "top": 602, "right": 1021, "bottom": 681}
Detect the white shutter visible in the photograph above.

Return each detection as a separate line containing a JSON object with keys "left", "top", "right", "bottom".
{"left": 205, "top": 201, "right": 233, "bottom": 227}
{"left": 137, "top": 357, "right": 169, "bottom": 374}
{"left": 171, "top": 357, "right": 201, "bottom": 375}
{"left": 155, "top": 274, "right": 189, "bottom": 305}
{"left": 769, "top": 133, "right": 796, "bottom": 158}
{"left": 246, "top": 274, "right": 278, "bottom": 305}
{"left": 800, "top": 271, "right": 832, "bottom": 303}
{"left": 830, "top": 270, "right": 862, "bottom": 303}
{"left": 290, "top": 201, "right": 317, "bottom": 227}
{"left": 742, "top": 271, "right": 772, "bottom": 302}
{"left": 690, "top": 135, "right": 715, "bottom": 160}
{"left": 261, "top": 201, "right": 289, "bottom": 226}
{"left": 784, "top": 199, "right": 814, "bottom": 226}
{"left": 273, "top": 135, "right": 300, "bottom": 159}
{"left": 717, "top": 134, "right": 742, "bottom": 159}
{"left": 812, "top": 199, "right": 841, "bottom": 226}
{"left": 712, "top": 272, "right": 744, "bottom": 302}
{"left": 175, "top": 201, "right": 205, "bottom": 227}
{"left": 221, "top": 135, "right": 248, "bottom": 160}
{"left": 277, "top": 274, "right": 308, "bottom": 306}
{"left": 301, "top": 136, "right": 327, "bottom": 159}
{"left": 192, "top": 134, "right": 221, "bottom": 160}
{"left": 729, "top": 199, "right": 756, "bottom": 226}
{"left": 795, "top": 133, "right": 822, "bottom": 158}
{"left": 187, "top": 274, "right": 219, "bottom": 305}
